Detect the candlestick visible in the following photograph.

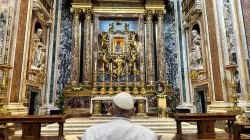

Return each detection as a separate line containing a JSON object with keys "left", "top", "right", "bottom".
{"left": 92, "top": 71, "right": 98, "bottom": 95}
{"left": 133, "top": 66, "right": 138, "bottom": 95}
{"left": 134, "top": 62, "right": 136, "bottom": 71}
{"left": 109, "top": 71, "right": 114, "bottom": 95}
{"left": 125, "top": 71, "right": 129, "bottom": 92}
{"left": 101, "top": 64, "right": 106, "bottom": 95}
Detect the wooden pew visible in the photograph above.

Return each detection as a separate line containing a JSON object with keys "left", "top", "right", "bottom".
{"left": 0, "top": 115, "right": 66, "bottom": 140}
{"left": 233, "top": 122, "right": 250, "bottom": 140}
{"left": 174, "top": 113, "right": 236, "bottom": 139}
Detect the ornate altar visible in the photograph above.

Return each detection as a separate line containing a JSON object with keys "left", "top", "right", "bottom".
{"left": 61, "top": 0, "right": 175, "bottom": 117}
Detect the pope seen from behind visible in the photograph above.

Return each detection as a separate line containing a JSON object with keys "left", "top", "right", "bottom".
{"left": 82, "top": 92, "right": 157, "bottom": 140}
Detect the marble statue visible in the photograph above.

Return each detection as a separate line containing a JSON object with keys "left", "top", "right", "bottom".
{"left": 31, "top": 28, "right": 45, "bottom": 71}
{"left": 128, "top": 31, "right": 139, "bottom": 51}
{"left": 34, "top": 28, "right": 43, "bottom": 42}
{"left": 32, "top": 43, "right": 45, "bottom": 71}
{"left": 190, "top": 30, "right": 203, "bottom": 70}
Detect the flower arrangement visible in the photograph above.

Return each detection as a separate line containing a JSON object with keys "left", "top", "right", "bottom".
{"left": 56, "top": 93, "right": 64, "bottom": 114}
{"left": 71, "top": 86, "right": 87, "bottom": 91}
{"left": 164, "top": 107, "right": 171, "bottom": 113}
{"left": 157, "top": 107, "right": 163, "bottom": 118}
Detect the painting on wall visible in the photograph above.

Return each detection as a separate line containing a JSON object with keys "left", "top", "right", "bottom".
{"left": 112, "top": 37, "right": 124, "bottom": 54}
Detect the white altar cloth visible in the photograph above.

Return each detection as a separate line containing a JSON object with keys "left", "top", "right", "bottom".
{"left": 90, "top": 97, "right": 148, "bottom": 114}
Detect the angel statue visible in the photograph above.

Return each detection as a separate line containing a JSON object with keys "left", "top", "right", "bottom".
{"left": 128, "top": 31, "right": 139, "bottom": 51}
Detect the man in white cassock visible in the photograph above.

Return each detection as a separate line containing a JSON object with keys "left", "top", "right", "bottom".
{"left": 82, "top": 92, "right": 157, "bottom": 140}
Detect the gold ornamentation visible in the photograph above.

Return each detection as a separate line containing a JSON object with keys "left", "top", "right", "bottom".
{"left": 36, "top": 71, "right": 46, "bottom": 83}
{"left": 133, "top": 65, "right": 138, "bottom": 95}
{"left": 93, "top": 100, "right": 101, "bottom": 115}
{"left": 225, "top": 63, "right": 249, "bottom": 123}
{"left": 70, "top": 8, "right": 81, "bottom": 20}
{"left": 83, "top": 8, "right": 93, "bottom": 20}
{"left": 189, "top": 70, "right": 202, "bottom": 83}
{"left": 137, "top": 100, "right": 147, "bottom": 116}
{"left": 155, "top": 10, "right": 166, "bottom": 20}
{"left": 145, "top": 10, "right": 154, "bottom": 21}
{"left": 0, "top": 64, "right": 12, "bottom": 116}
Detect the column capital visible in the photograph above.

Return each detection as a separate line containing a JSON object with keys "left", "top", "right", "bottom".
{"left": 155, "top": 10, "right": 166, "bottom": 20}
{"left": 145, "top": 10, "right": 154, "bottom": 21}
{"left": 70, "top": 8, "right": 82, "bottom": 20}
{"left": 83, "top": 8, "right": 93, "bottom": 20}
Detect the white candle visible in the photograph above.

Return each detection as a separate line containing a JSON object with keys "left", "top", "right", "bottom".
{"left": 126, "top": 62, "right": 128, "bottom": 72}
{"left": 134, "top": 62, "right": 136, "bottom": 70}
{"left": 94, "top": 62, "right": 97, "bottom": 71}
{"left": 110, "top": 62, "right": 112, "bottom": 72}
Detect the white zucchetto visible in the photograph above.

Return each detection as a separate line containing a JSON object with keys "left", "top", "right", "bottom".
{"left": 113, "top": 92, "right": 134, "bottom": 110}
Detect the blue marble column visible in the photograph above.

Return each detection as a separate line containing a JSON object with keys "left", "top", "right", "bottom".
{"left": 164, "top": 2, "right": 179, "bottom": 90}
{"left": 56, "top": 0, "right": 72, "bottom": 94}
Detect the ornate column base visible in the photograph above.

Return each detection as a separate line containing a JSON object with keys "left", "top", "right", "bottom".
{"left": 92, "top": 100, "right": 102, "bottom": 116}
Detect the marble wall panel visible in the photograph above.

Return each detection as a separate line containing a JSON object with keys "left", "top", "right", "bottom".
{"left": 165, "top": 3, "right": 179, "bottom": 90}
{"left": 241, "top": 0, "right": 250, "bottom": 56}
{"left": 56, "top": 0, "right": 72, "bottom": 95}
{"left": 0, "top": 0, "right": 8, "bottom": 59}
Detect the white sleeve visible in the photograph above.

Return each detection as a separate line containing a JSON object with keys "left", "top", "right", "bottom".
{"left": 81, "top": 127, "right": 94, "bottom": 140}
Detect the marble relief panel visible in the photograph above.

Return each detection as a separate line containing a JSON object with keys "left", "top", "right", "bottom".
{"left": 164, "top": 4, "right": 179, "bottom": 90}
{"left": 67, "top": 96, "right": 90, "bottom": 108}
{"left": 56, "top": 0, "right": 72, "bottom": 95}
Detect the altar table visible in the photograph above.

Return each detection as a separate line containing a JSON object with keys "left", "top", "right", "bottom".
{"left": 90, "top": 97, "right": 148, "bottom": 113}
{"left": 174, "top": 113, "right": 236, "bottom": 139}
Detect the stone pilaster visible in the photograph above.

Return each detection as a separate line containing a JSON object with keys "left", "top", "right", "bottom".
{"left": 82, "top": 8, "right": 92, "bottom": 84}
{"left": 156, "top": 10, "right": 167, "bottom": 81}
{"left": 145, "top": 10, "right": 155, "bottom": 83}
{"left": 69, "top": 8, "right": 81, "bottom": 83}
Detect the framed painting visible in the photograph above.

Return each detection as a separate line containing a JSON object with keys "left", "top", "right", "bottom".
{"left": 112, "top": 36, "right": 125, "bottom": 54}
{"left": 154, "top": 81, "right": 166, "bottom": 94}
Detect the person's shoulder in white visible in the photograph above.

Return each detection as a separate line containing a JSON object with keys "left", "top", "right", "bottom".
{"left": 81, "top": 92, "right": 158, "bottom": 140}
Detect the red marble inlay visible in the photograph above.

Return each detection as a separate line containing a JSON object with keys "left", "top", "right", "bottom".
{"left": 206, "top": 0, "right": 223, "bottom": 101}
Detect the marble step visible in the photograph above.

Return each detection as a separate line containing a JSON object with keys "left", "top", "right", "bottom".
{"left": 45, "top": 122, "right": 191, "bottom": 129}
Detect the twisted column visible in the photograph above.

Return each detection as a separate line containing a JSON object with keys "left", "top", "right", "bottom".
{"left": 69, "top": 8, "right": 81, "bottom": 83}
{"left": 82, "top": 8, "right": 92, "bottom": 84}
{"left": 145, "top": 10, "right": 155, "bottom": 83}
{"left": 156, "top": 10, "right": 167, "bottom": 81}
